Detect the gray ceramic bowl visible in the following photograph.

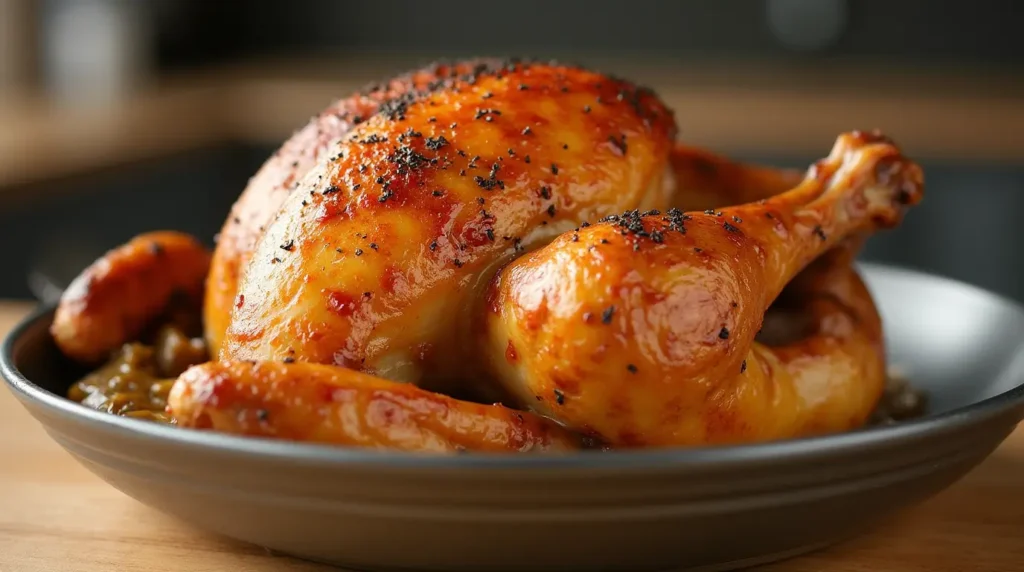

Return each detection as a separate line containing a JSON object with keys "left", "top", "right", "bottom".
{"left": 4, "top": 263, "right": 1024, "bottom": 572}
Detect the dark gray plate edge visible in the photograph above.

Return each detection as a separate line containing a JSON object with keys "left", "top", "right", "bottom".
{"left": 3, "top": 262, "right": 1024, "bottom": 471}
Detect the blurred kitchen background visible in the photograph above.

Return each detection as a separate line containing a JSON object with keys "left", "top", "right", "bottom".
{"left": 0, "top": 0, "right": 1021, "bottom": 301}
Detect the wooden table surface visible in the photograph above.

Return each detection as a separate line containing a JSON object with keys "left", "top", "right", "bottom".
{"left": 1, "top": 301, "right": 1022, "bottom": 571}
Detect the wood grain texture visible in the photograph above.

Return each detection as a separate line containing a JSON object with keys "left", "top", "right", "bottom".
{"left": 0, "top": 301, "right": 1022, "bottom": 571}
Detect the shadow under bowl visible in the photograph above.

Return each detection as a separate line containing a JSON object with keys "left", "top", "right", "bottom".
{"left": 3, "top": 263, "right": 1024, "bottom": 571}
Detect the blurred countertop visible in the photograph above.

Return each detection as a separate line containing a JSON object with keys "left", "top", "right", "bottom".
{"left": 2, "top": 55, "right": 1023, "bottom": 194}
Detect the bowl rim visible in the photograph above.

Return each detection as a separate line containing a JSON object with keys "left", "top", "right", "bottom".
{"left": 3, "top": 262, "right": 1024, "bottom": 471}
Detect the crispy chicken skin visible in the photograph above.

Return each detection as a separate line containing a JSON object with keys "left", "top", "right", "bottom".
{"left": 669, "top": 143, "right": 804, "bottom": 212}
{"left": 222, "top": 60, "right": 677, "bottom": 394}
{"left": 169, "top": 360, "right": 582, "bottom": 452}
{"left": 51, "top": 232, "right": 210, "bottom": 364}
{"left": 483, "top": 131, "right": 922, "bottom": 446}
{"left": 204, "top": 61, "right": 552, "bottom": 358}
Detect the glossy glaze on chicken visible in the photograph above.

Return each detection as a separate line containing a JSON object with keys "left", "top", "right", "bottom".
{"left": 53, "top": 58, "right": 925, "bottom": 453}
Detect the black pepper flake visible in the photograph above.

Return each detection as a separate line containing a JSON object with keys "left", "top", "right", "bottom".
{"left": 813, "top": 225, "right": 827, "bottom": 240}
{"left": 360, "top": 133, "right": 388, "bottom": 144}
{"left": 518, "top": 83, "right": 529, "bottom": 90}
{"left": 475, "top": 108, "right": 501, "bottom": 120}
{"left": 453, "top": 259, "right": 464, "bottom": 268}
{"left": 524, "top": 155, "right": 531, "bottom": 164}
{"left": 428, "top": 116, "right": 437, "bottom": 122}
{"left": 547, "top": 204, "right": 557, "bottom": 218}
{"left": 551, "top": 163, "right": 559, "bottom": 175}
{"left": 540, "top": 186, "right": 552, "bottom": 199}
{"left": 429, "top": 241, "right": 438, "bottom": 251}
{"left": 378, "top": 189, "right": 394, "bottom": 203}
{"left": 485, "top": 228, "right": 495, "bottom": 241}
{"left": 626, "top": 364, "right": 638, "bottom": 374}
{"left": 732, "top": 216, "right": 742, "bottom": 223}
{"left": 553, "top": 389, "right": 565, "bottom": 405}
{"left": 352, "top": 183, "right": 361, "bottom": 191}
{"left": 149, "top": 242, "right": 164, "bottom": 256}
{"left": 476, "top": 196, "right": 486, "bottom": 204}
{"left": 283, "top": 357, "right": 295, "bottom": 364}
{"left": 562, "top": 143, "right": 569, "bottom": 150}
{"left": 257, "top": 409, "right": 270, "bottom": 422}
{"left": 583, "top": 105, "right": 591, "bottom": 113}
{"left": 766, "top": 212, "right": 775, "bottom": 220}
{"left": 323, "top": 185, "right": 340, "bottom": 195}
{"left": 608, "top": 134, "right": 628, "bottom": 155}
{"left": 474, "top": 176, "right": 504, "bottom": 191}
{"left": 719, "top": 327, "right": 730, "bottom": 340}
{"left": 459, "top": 169, "right": 467, "bottom": 176}
{"left": 271, "top": 257, "right": 282, "bottom": 264}
{"left": 354, "top": 248, "right": 363, "bottom": 256}
{"left": 482, "top": 91, "right": 493, "bottom": 99}
{"left": 376, "top": 176, "right": 385, "bottom": 184}
{"left": 433, "top": 189, "right": 444, "bottom": 197}
{"left": 387, "top": 146, "right": 429, "bottom": 172}
{"left": 694, "top": 247, "right": 703, "bottom": 253}
{"left": 571, "top": 233, "right": 579, "bottom": 242}
{"left": 450, "top": 122, "right": 458, "bottom": 129}
{"left": 425, "top": 135, "right": 449, "bottom": 150}
{"left": 507, "top": 148, "right": 516, "bottom": 156}
{"left": 740, "top": 360, "right": 747, "bottom": 373}
{"left": 522, "top": 126, "right": 532, "bottom": 135}
{"left": 369, "top": 243, "right": 378, "bottom": 251}
{"left": 280, "top": 240, "right": 295, "bottom": 252}
{"left": 723, "top": 222, "right": 740, "bottom": 233}
{"left": 336, "top": 248, "right": 344, "bottom": 253}
{"left": 601, "top": 306, "right": 615, "bottom": 324}
{"left": 301, "top": 200, "right": 308, "bottom": 206}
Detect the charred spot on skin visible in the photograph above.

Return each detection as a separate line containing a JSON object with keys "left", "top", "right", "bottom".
{"left": 601, "top": 306, "right": 615, "bottom": 324}
{"left": 553, "top": 389, "right": 565, "bottom": 405}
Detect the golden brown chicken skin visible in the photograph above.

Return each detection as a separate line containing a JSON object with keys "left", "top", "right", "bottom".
{"left": 483, "top": 131, "right": 923, "bottom": 447}
{"left": 51, "top": 231, "right": 211, "bottom": 364}
{"left": 205, "top": 60, "right": 543, "bottom": 357}
{"left": 169, "top": 360, "right": 582, "bottom": 453}
{"left": 669, "top": 143, "right": 804, "bottom": 212}
{"left": 222, "top": 60, "right": 678, "bottom": 396}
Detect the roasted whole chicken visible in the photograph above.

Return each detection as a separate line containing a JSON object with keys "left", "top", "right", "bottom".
{"left": 51, "top": 58, "right": 924, "bottom": 452}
